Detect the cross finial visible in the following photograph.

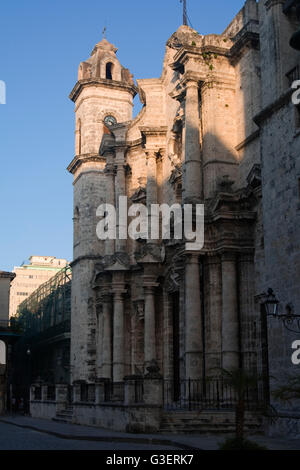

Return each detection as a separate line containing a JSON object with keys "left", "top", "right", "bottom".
{"left": 180, "top": 0, "right": 188, "bottom": 26}
{"left": 102, "top": 26, "right": 107, "bottom": 39}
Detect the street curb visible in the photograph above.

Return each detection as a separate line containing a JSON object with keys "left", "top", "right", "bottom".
{"left": 0, "top": 419, "right": 201, "bottom": 451}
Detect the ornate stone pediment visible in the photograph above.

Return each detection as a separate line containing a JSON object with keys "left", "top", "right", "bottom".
{"left": 104, "top": 252, "right": 131, "bottom": 271}
{"left": 169, "top": 164, "right": 182, "bottom": 186}
{"left": 135, "top": 243, "right": 165, "bottom": 264}
{"left": 164, "top": 253, "right": 184, "bottom": 292}
{"left": 130, "top": 186, "right": 146, "bottom": 204}
{"left": 133, "top": 299, "right": 145, "bottom": 321}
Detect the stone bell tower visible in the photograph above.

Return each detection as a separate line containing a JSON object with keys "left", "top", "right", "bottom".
{"left": 68, "top": 36, "right": 137, "bottom": 383}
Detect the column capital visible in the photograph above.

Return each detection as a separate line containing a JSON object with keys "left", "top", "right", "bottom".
{"left": 104, "top": 163, "right": 115, "bottom": 175}
{"left": 221, "top": 252, "right": 237, "bottom": 263}
{"left": 143, "top": 274, "right": 159, "bottom": 290}
{"left": 206, "top": 254, "right": 221, "bottom": 266}
{"left": 101, "top": 293, "right": 113, "bottom": 303}
{"left": 238, "top": 252, "right": 254, "bottom": 263}
{"left": 103, "top": 149, "right": 115, "bottom": 159}
{"left": 145, "top": 149, "right": 159, "bottom": 161}
{"left": 183, "top": 73, "right": 200, "bottom": 88}
{"left": 184, "top": 252, "right": 200, "bottom": 264}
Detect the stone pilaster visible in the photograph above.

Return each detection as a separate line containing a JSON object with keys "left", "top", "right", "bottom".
{"left": 145, "top": 150, "right": 158, "bottom": 242}
{"left": 238, "top": 253, "right": 257, "bottom": 373}
{"left": 143, "top": 276, "right": 159, "bottom": 369}
{"left": 221, "top": 252, "right": 240, "bottom": 370}
{"left": 184, "top": 254, "right": 203, "bottom": 379}
{"left": 102, "top": 294, "right": 113, "bottom": 379}
{"left": 115, "top": 146, "right": 127, "bottom": 253}
{"left": 184, "top": 79, "right": 202, "bottom": 202}
{"left": 104, "top": 150, "right": 115, "bottom": 257}
{"left": 112, "top": 275, "right": 126, "bottom": 382}
{"left": 205, "top": 255, "right": 222, "bottom": 374}
{"left": 96, "top": 301, "right": 104, "bottom": 378}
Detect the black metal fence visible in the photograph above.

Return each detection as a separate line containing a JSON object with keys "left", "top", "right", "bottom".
{"left": 33, "top": 386, "right": 42, "bottom": 400}
{"left": 134, "top": 378, "right": 144, "bottom": 403}
{"left": 80, "top": 383, "right": 95, "bottom": 403}
{"left": 47, "top": 385, "right": 56, "bottom": 401}
{"left": 163, "top": 378, "right": 264, "bottom": 411}
{"left": 103, "top": 381, "right": 125, "bottom": 402}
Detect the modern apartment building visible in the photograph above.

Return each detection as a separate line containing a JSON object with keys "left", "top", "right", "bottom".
{"left": 9, "top": 256, "right": 68, "bottom": 317}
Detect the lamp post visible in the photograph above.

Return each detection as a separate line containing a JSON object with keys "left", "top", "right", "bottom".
{"left": 259, "top": 288, "right": 300, "bottom": 406}
{"left": 261, "top": 288, "right": 300, "bottom": 333}
{"left": 262, "top": 288, "right": 280, "bottom": 317}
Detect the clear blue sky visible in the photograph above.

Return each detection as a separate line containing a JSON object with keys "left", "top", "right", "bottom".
{"left": 0, "top": 0, "right": 245, "bottom": 272}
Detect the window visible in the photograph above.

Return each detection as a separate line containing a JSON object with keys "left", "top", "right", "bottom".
{"left": 106, "top": 62, "right": 113, "bottom": 80}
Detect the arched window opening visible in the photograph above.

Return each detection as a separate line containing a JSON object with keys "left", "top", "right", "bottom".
{"left": 106, "top": 62, "right": 114, "bottom": 80}
{"left": 0, "top": 340, "right": 6, "bottom": 365}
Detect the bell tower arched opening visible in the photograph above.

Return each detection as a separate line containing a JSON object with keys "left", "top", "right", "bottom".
{"left": 106, "top": 62, "right": 114, "bottom": 80}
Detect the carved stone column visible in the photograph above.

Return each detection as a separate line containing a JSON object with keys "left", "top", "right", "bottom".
{"left": 238, "top": 253, "right": 256, "bottom": 373}
{"left": 221, "top": 252, "right": 240, "bottom": 370}
{"left": 184, "top": 79, "right": 202, "bottom": 202}
{"left": 184, "top": 254, "right": 203, "bottom": 379}
{"left": 145, "top": 150, "right": 158, "bottom": 243}
{"left": 104, "top": 151, "right": 115, "bottom": 257}
{"left": 206, "top": 255, "right": 222, "bottom": 373}
{"left": 112, "top": 275, "right": 126, "bottom": 382}
{"left": 143, "top": 276, "right": 158, "bottom": 370}
{"left": 96, "top": 301, "right": 104, "bottom": 378}
{"left": 115, "top": 146, "right": 127, "bottom": 253}
{"left": 102, "top": 293, "right": 113, "bottom": 379}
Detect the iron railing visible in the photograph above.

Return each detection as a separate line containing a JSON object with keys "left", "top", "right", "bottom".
{"left": 103, "top": 381, "right": 125, "bottom": 402}
{"left": 46, "top": 385, "right": 56, "bottom": 401}
{"left": 163, "top": 378, "right": 264, "bottom": 411}
{"left": 134, "top": 378, "right": 144, "bottom": 403}
{"left": 33, "top": 386, "right": 42, "bottom": 401}
{"left": 79, "top": 383, "right": 96, "bottom": 403}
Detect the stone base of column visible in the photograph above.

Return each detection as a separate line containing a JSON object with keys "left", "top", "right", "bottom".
{"left": 185, "top": 351, "right": 203, "bottom": 380}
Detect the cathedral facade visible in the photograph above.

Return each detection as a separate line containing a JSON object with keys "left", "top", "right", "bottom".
{"left": 60, "top": 0, "right": 300, "bottom": 432}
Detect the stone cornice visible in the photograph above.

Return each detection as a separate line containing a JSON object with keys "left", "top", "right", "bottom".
{"left": 139, "top": 126, "right": 168, "bottom": 136}
{"left": 70, "top": 255, "right": 102, "bottom": 268}
{"left": 69, "top": 78, "right": 138, "bottom": 102}
{"left": 67, "top": 153, "right": 106, "bottom": 175}
{"left": 229, "top": 31, "right": 260, "bottom": 64}
{"left": 171, "top": 44, "right": 231, "bottom": 69}
{"left": 253, "top": 88, "right": 293, "bottom": 126}
{"left": 235, "top": 129, "right": 260, "bottom": 151}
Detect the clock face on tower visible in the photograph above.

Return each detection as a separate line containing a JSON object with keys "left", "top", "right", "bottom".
{"left": 104, "top": 115, "right": 117, "bottom": 127}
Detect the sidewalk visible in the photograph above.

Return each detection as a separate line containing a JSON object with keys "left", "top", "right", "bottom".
{"left": 0, "top": 415, "right": 300, "bottom": 450}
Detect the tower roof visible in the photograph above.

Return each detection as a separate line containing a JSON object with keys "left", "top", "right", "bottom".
{"left": 91, "top": 38, "right": 118, "bottom": 56}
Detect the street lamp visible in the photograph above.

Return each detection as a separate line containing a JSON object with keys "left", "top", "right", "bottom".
{"left": 261, "top": 288, "right": 300, "bottom": 333}
{"left": 262, "top": 288, "right": 280, "bottom": 317}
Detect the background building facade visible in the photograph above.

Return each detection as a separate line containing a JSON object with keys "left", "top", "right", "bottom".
{"left": 10, "top": 256, "right": 68, "bottom": 317}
